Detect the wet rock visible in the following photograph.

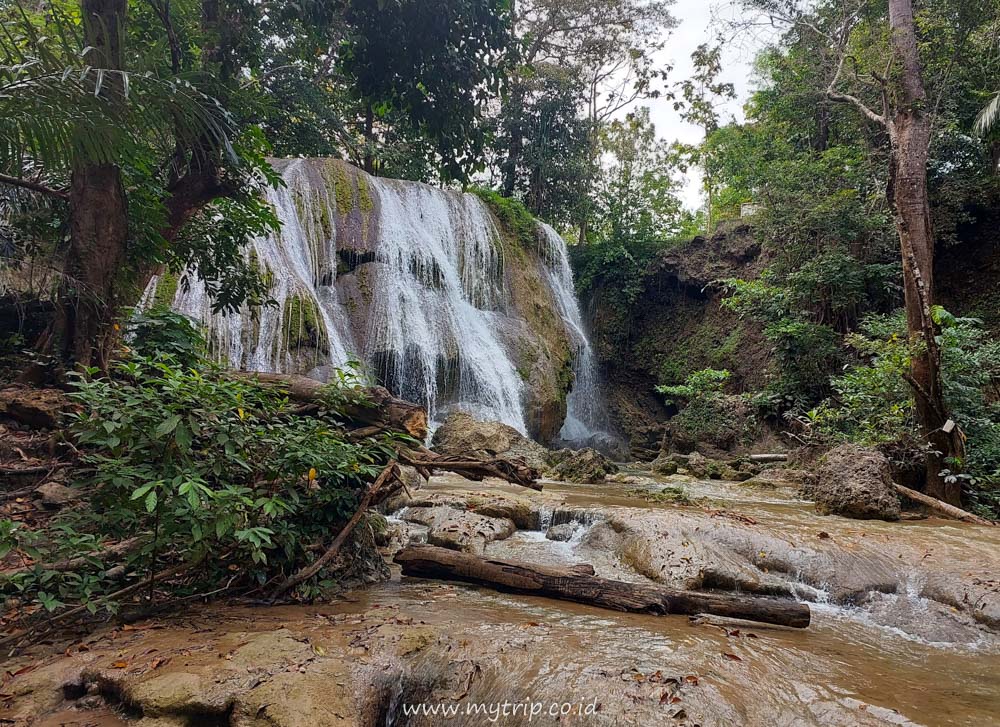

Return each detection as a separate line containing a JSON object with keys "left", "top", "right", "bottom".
{"left": 664, "top": 394, "right": 757, "bottom": 455}
{"left": 431, "top": 412, "right": 549, "bottom": 471}
{"left": 809, "top": 444, "right": 901, "bottom": 521}
{"left": 545, "top": 523, "right": 579, "bottom": 542}
{"left": 683, "top": 452, "right": 723, "bottom": 480}
{"left": 465, "top": 493, "right": 541, "bottom": 530}
{"left": 0, "top": 386, "right": 71, "bottom": 429}
{"left": 400, "top": 505, "right": 516, "bottom": 553}
{"left": 36, "top": 481, "right": 80, "bottom": 508}
{"left": 546, "top": 448, "right": 618, "bottom": 483}
{"left": 650, "top": 454, "right": 678, "bottom": 476}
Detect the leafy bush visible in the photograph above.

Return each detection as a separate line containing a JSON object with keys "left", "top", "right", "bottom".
{"left": 657, "top": 369, "right": 756, "bottom": 451}
{"left": 127, "top": 307, "right": 206, "bottom": 368}
{"left": 1, "top": 352, "right": 400, "bottom": 619}
{"left": 808, "top": 309, "right": 1000, "bottom": 515}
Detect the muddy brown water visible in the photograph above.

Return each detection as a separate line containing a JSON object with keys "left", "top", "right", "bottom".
{"left": 9, "top": 471, "right": 1000, "bottom": 726}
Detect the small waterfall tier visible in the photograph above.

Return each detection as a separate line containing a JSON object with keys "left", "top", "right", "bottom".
{"left": 144, "top": 159, "right": 613, "bottom": 444}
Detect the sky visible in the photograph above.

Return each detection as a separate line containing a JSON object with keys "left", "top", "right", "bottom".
{"left": 631, "top": 1, "right": 773, "bottom": 209}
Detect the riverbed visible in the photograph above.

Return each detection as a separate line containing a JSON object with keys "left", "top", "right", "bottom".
{"left": 7, "top": 471, "right": 1000, "bottom": 726}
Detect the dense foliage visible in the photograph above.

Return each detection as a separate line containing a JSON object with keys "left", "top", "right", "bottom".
{"left": 1, "top": 311, "right": 401, "bottom": 622}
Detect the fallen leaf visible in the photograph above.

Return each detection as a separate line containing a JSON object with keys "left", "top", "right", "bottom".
{"left": 684, "top": 675, "right": 699, "bottom": 686}
{"left": 722, "top": 653, "right": 742, "bottom": 662}
{"left": 111, "top": 660, "right": 129, "bottom": 669}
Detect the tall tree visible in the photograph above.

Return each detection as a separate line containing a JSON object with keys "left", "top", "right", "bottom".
{"left": 744, "top": 0, "right": 992, "bottom": 504}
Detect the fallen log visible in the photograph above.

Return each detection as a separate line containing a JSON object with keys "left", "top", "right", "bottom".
{"left": 398, "top": 447, "right": 541, "bottom": 491}
{"left": 748, "top": 454, "right": 788, "bottom": 463}
{"left": 396, "top": 545, "right": 810, "bottom": 628}
{"left": 891, "top": 483, "right": 995, "bottom": 527}
{"left": 233, "top": 372, "right": 428, "bottom": 440}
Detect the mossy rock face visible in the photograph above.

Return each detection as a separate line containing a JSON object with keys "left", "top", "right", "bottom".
{"left": 321, "top": 160, "right": 379, "bottom": 255}
{"left": 152, "top": 271, "right": 180, "bottom": 308}
{"left": 282, "top": 294, "right": 328, "bottom": 364}
{"left": 487, "top": 213, "right": 574, "bottom": 443}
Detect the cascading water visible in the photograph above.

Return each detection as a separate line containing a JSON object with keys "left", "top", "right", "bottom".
{"left": 159, "top": 159, "right": 355, "bottom": 372}
{"left": 146, "top": 161, "right": 527, "bottom": 432}
{"left": 361, "top": 177, "right": 526, "bottom": 433}
{"left": 145, "top": 160, "right": 610, "bottom": 441}
{"left": 536, "top": 223, "right": 615, "bottom": 444}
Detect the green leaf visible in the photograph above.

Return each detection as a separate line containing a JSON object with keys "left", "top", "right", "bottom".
{"left": 155, "top": 414, "right": 182, "bottom": 438}
{"left": 145, "top": 489, "right": 158, "bottom": 513}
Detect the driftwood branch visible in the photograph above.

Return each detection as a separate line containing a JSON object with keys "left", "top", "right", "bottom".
{"left": 396, "top": 545, "right": 811, "bottom": 628}
{"left": 891, "top": 483, "right": 995, "bottom": 526}
{"left": 231, "top": 372, "right": 428, "bottom": 440}
{"left": 398, "top": 447, "right": 542, "bottom": 491}
{"left": 270, "top": 461, "right": 404, "bottom": 598}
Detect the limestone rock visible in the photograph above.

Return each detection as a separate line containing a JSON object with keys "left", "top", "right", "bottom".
{"left": 546, "top": 448, "right": 618, "bottom": 484}
{"left": 431, "top": 412, "right": 549, "bottom": 471}
{"left": 400, "top": 505, "right": 516, "bottom": 553}
{"left": 809, "top": 444, "right": 901, "bottom": 521}
{"left": 650, "top": 454, "right": 678, "bottom": 476}
{"left": 36, "top": 481, "right": 80, "bottom": 508}
{"left": 545, "top": 523, "right": 579, "bottom": 542}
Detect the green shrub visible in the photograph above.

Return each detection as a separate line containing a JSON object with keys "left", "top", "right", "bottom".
{"left": 1, "top": 352, "right": 401, "bottom": 618}
{"left": 808, "top": 309, "right": 1000, "bottom": 516}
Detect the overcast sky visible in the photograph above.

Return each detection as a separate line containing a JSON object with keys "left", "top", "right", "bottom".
{"left": 631, "top": 1, "right": 774, "bottom": 209}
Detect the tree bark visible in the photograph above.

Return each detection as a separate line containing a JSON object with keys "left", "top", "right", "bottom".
{"left": 233, "top": 372, "right": 429, "bottom": 440}
{"left": 47, "top": 0, "right": 130, "bottom": 372}
{"left": 886, "top": 0, "right": 962, "bottom": 504}
{"left": 396, "top": 545, "right": 811, "bottom": 628}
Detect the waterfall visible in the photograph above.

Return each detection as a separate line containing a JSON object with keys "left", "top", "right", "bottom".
{"left": 168, "top": 159, "right": 355, "bottom": 372}
{"left": 361, "top": 177, "right": 526, "bottom": 432}
{"left": 146, "top": 160, "right": 527, "bottom": 433}
{"left": 536, "top": 224, "right": 615, "bottom": 444}
{"left": 144, "top": 160, "right": 614, "bottom": 442}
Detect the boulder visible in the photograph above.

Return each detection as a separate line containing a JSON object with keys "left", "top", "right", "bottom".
{"left": 431, "top": 412, "right": 549, "bottom": 471}
{"left": 0, "top": 387, "right": 71, "bottom": 429}
{"left": 399, "top": 505, "right": 516, "bottom": 553}
{"left": 663, "top": 394, "right": 757, "bottom": 455}
{"left": 808, "top": 444, "right": 901, "bottom": 521}
{"left": 683, "top": 452, "right": 723, "bottom": 480}
{"left": 547, "top": 448, "right": 618, "bottom": 484}
{"left": 545, "top": 523, "right": 579, "bottom": 542}
{"left": 650, "top": 454, "right": 678, "bottom": 476}
{"left": 35, "top": 482, "right": 80, "bottom": 508}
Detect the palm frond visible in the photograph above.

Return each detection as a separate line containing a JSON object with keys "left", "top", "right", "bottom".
{"left": 974, "top": 91, "right": 1000, "bottom": 137}
{"left": 0, "top": 2, "right": 236, "bottom": 182}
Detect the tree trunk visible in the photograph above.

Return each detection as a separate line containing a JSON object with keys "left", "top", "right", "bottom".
{"left": 396, "top": 545, "right": 811, "bottom": 628}
{"left": 231, "top": 372, "right": 429, "bottom": 440}
{"left": 363, "top": 102, "right": 376, "bottom": 175}
{"left": 46, "top": 0, "right": 129, "bottom": 372}
{"left": 887, "top": 0, "right": 962, "bottom": 505}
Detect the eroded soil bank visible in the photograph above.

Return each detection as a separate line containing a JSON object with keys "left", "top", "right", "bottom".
{"left": 5, "top": 471, "right": 999, "bottom": 726}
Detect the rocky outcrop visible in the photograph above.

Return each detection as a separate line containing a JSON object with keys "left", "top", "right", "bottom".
{"left": 587, "top": 223, "right": 773, "bottom": 457}
{"left": 399, "top": 505, "right": 516, "bottom": 553}
{"left": 431, "top": 412, "right": 549, "bottom": 470}
{"left": 808, "top": 444, "right": 901, "bottom": 521}
{"left": 547, "top": 448, "right": 618, "bottom": 484}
